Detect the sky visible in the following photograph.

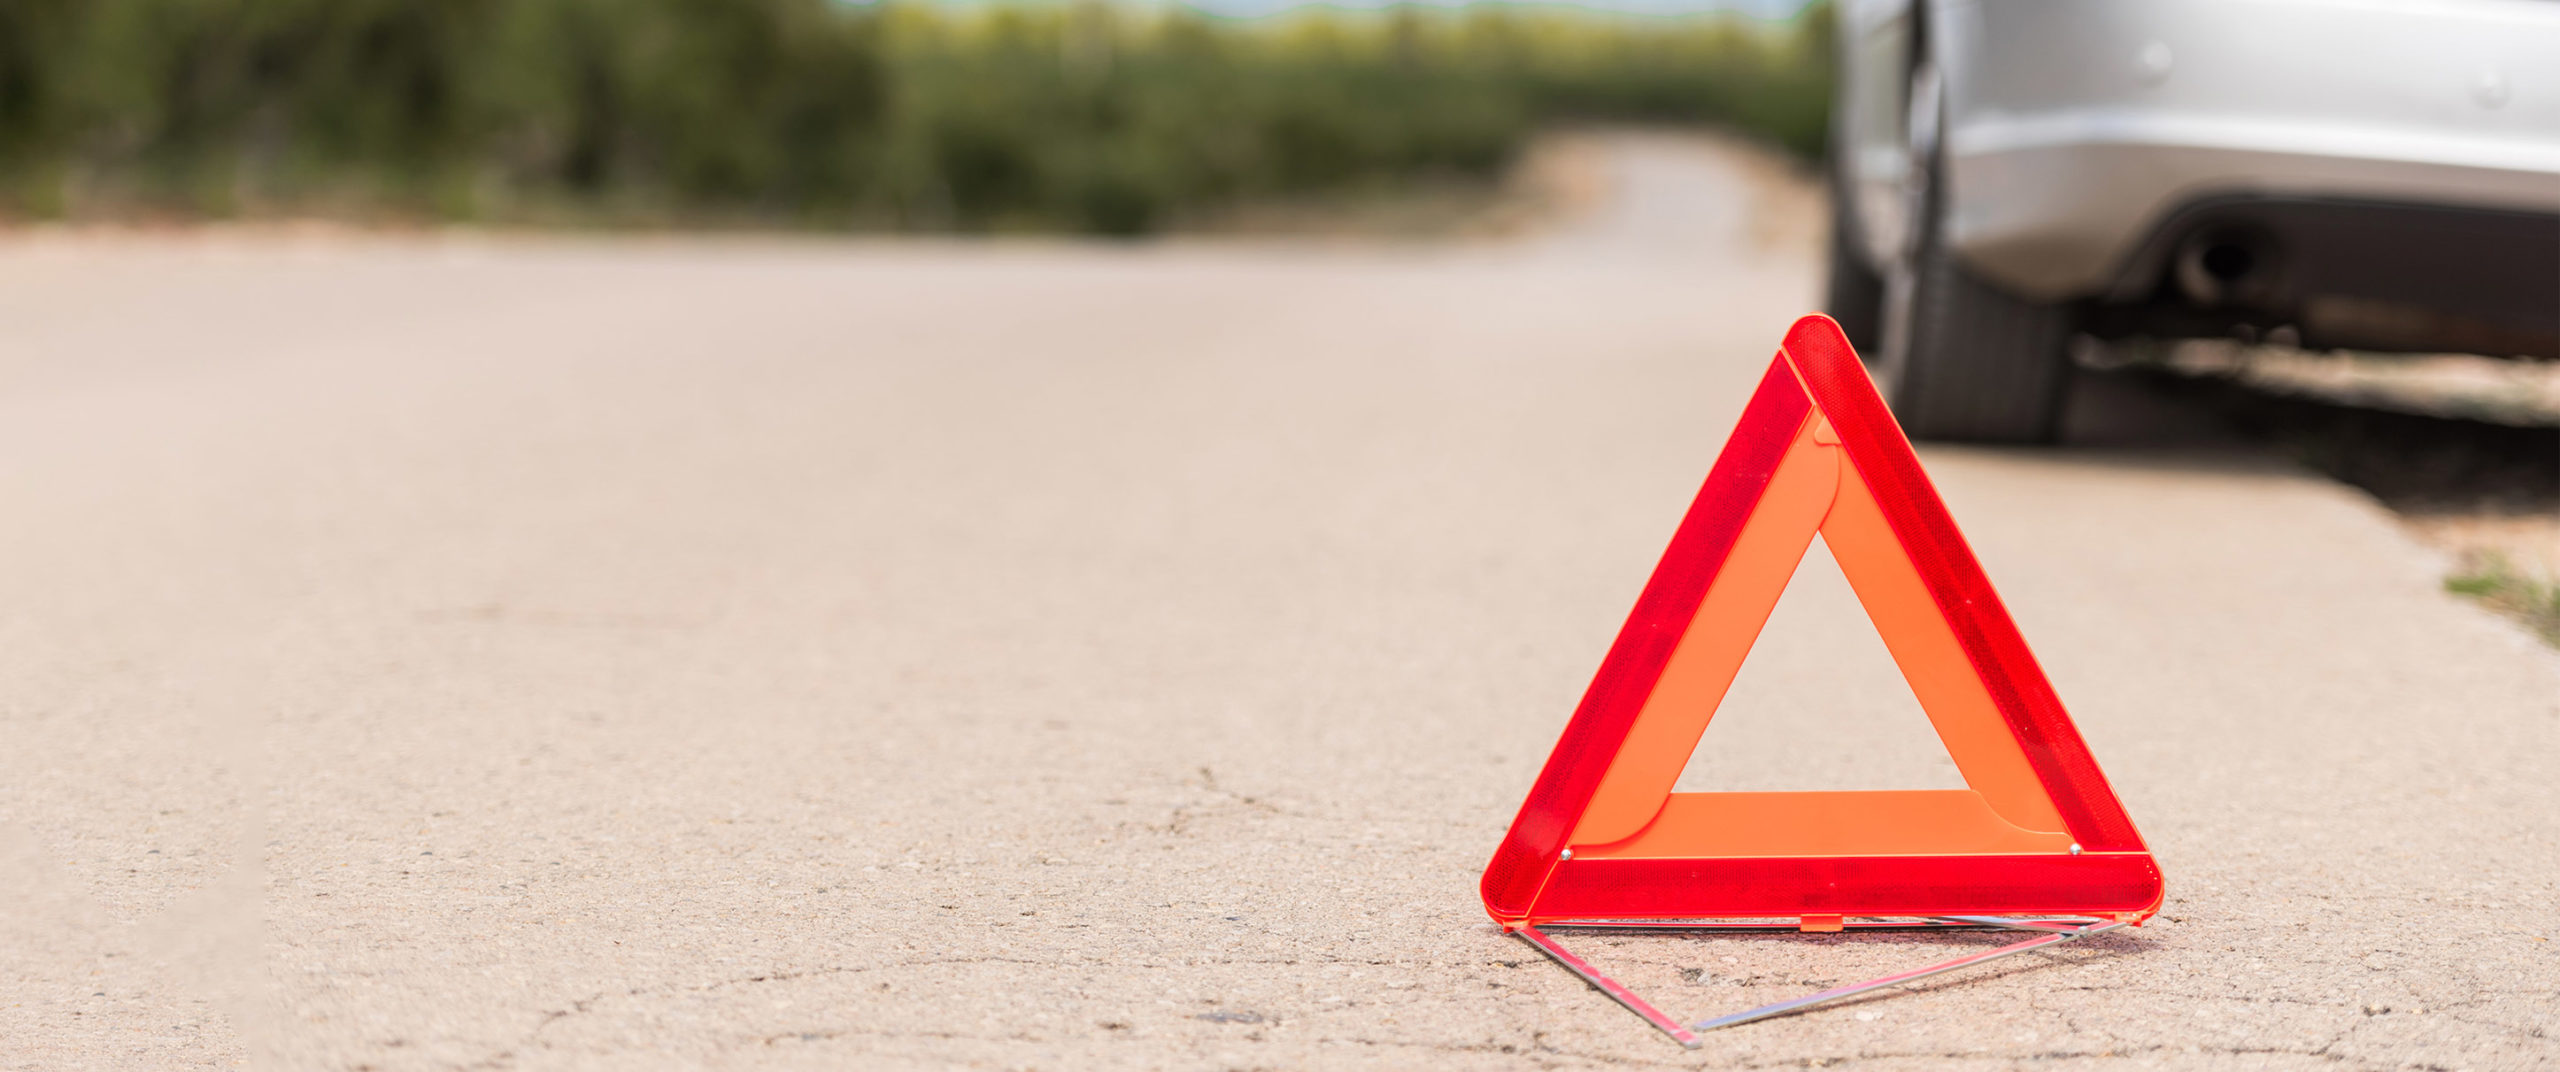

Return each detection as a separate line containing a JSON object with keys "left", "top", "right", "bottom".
{"left": 898, "top": 0, "right": 1815, "bottom": 19}
{"left": 1185, "top": 0, "right": 1809, "bottom": 14}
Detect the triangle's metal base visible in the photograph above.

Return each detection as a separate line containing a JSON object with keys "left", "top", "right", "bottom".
{"left": 1512, "top": 915, "right": 2126, "bottom": 1045}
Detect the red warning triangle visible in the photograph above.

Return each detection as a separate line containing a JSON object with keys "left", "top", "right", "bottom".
{"left": 1481, "top": 316, "right": 2161, "bottom": 927}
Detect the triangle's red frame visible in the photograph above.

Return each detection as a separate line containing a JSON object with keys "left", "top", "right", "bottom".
{"left": 1480, "top": 315, "right": 2162, "bottom": 927}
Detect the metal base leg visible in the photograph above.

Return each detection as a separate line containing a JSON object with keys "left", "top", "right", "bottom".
{"left": 1690, "top": 916, "right": 2125, "bottom": 1030}
{"left": 1513, "top": 925, "right": 1702, "bottom": 1048}
{"left": 1511, "top": 916, "right": 2127, "bottom": 1044}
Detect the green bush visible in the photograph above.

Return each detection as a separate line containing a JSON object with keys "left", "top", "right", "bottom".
{"left": 0, "top": 0, "right": 1832, "bottom": 233}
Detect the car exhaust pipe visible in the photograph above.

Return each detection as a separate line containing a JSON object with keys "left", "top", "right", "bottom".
{"left": 2174, "top": 228, "right": 2279, "bottom": 308}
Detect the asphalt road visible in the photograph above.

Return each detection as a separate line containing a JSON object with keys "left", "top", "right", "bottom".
{"left": 5, "top": 135, "right": 2555, "bottom": 1070}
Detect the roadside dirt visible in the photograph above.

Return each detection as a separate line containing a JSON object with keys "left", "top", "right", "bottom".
{"left": 1179, "top": 126, "right": 1818, "bottom": 245}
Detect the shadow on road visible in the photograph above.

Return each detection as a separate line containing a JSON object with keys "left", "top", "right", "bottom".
{"left": 2061, "top": 362, "right": 2558, "bottom": 515}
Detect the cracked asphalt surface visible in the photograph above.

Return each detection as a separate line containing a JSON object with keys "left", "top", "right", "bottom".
{"left": 3, "top": 135, "right": 2556, "bottom": 1069}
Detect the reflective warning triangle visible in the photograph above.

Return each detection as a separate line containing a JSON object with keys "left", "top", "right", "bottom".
{"left": 1481, "top": 315, "right": 2161, "bottom": 927}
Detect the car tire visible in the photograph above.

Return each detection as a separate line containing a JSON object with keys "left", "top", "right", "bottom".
{"left": 1873, "top": 63, "right": 2073, "bottom": 444}
{"left": 1887, "top": 240, "right": 2074, "bottom": 443}
{"left": 1824, "top": 174, "right": 1886, "bottom": 354}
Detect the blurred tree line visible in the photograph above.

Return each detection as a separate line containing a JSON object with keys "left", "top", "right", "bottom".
{"left": 0, "top": 0, "right": 1831, "bottom": 234}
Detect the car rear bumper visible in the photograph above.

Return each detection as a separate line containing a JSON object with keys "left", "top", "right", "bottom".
{"left": 1937, "top": 0, "right": 2560, "bottom": 303}
{"left": 2087, "top": 195, "right": 2560, "bottom": 358}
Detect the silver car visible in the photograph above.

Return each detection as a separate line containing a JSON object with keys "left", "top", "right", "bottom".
{"left": 1826, "top": 0, "right": 2560, "bottom": 441}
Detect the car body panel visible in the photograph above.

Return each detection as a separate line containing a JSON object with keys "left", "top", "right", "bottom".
{"left": 1838, "top": 0, "right": 2560, "bottom": 301}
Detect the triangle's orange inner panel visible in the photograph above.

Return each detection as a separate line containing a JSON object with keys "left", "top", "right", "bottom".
{"left": 1567, "top": 408, "right": 2072, "bottom": 860}
{"left": 1594, "top": 790, "right": 2065, "bottom": 858}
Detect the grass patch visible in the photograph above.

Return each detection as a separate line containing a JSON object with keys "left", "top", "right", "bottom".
{"left": 2445, "top": 553, "right": 2560, "bottom": 646}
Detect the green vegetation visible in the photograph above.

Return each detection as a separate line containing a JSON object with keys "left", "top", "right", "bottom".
{"left": 0, "top": 0, "right": 1831, "bottom": 234}
{"left": 2445, "top": 553, "right": 2560, "bottom": 647}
